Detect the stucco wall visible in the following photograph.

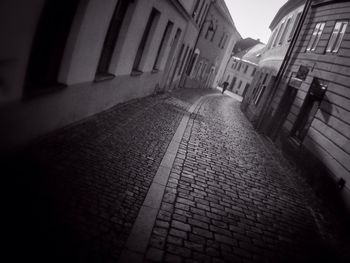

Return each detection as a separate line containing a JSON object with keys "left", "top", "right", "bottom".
{"left": 0, "top": 0, "right": 194, "bottom": 150}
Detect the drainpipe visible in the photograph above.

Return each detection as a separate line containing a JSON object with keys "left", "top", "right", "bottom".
{"left": 256, "top": 0, "right": 312, "bottom": 135}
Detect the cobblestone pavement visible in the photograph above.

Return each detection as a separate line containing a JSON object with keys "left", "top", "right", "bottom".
{"left": 5, "top": 90, "right": 349, "bottom": 263}
{"left": 5, "top": 88, "right": 217, "bottom": 263}
{"left": 145, "top": 95, "right": 349, "bottom": 263}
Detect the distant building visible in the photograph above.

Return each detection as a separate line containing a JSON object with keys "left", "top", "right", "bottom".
{"left": 183, "top": 0, "right": 241, "bottom": 90}
{"left": 241, "top": 0, "right": 306, "bottom": 125}
{"left": 0, "top": 0, "right": 237, "bottom": 151}
{"left": 221, "top": 41, "right": 265, "bottom": 97}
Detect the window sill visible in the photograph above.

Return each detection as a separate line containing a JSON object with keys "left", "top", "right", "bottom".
{"left": 94, "top": 73, "right": 115, "bottom": 82}
{"left": 130, "top": 70, "right": 143, "bottom": 77}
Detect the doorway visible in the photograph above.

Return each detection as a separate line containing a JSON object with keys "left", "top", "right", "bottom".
{"left": 25, "top": 0, "right": 80, "bottom": 93}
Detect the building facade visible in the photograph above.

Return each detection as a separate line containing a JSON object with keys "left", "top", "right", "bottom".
{"left": 241, "top": 0, "right": 306, "bottom": 125}
{"left": 183, "top": 0, "right": 241, "bottom": 90}
{"left": 0, "top": 0, "right": 221, "bottom": 151}
{"left": 222, "top": 42, "right": 265, "bottom": 97}
{"left": 256, "top": 0, "right": 350, "bottom": 211}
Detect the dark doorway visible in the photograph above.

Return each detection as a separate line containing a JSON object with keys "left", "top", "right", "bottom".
{"left": 96, "top": 0, "right": 131, "bottom": 80}
{"left": 291, "top": 78, "right": 327, "bottom": 142}
{"left": 25, "top": 0, "right": 80, "bottom": 94}
{"left": 267, "top": 85, "right": 297, "bottom": 139}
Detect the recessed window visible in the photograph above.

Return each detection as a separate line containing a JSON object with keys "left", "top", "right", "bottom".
{"left": 244, "top": 65, "right": 249, "bottom": 74}
{"left": 273, "top": 22, "right": 284, "bottom": 47}
{"left": 279, "top": 17, "right": 292, "bottom": 45}
{"left": 306, "top": 22, "right": 325, "bottom": 52}
{"left": 132, "top": 8, "right": 160, "bottom": 72}
{"left": 153, "top": 21, "right": 174, "bottom": 70}
{"left": 326, "top": 21, "right": 348, "bottom": 53}
{"left": 288, "top": 12, "right": 302, "bottom": 41}
{"left": 251, "top": 68, "right": 256, "bottom": 76}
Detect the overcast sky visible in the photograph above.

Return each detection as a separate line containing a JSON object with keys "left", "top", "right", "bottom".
{"left": 225, "top": 0, "right": 289, "bottom": 44}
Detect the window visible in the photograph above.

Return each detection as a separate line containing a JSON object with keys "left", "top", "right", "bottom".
{"left": 205, "top": 21, "right": 214, "bottom": 40}
{"left": 218, "top": 32, "right": 225, "bottom": 47}
{"left": 267, "top": 29, "right": 278, "bottom": 49}
{"left": 221, "top": 35, "right": 228, "bottom": 49}
{"left": 251, "top": 67, "right": 256, "bottom": 76}
{"left": 242, "top": 83, "right": 250, "bottom": 97}
{"left": 210, "top": 26, "right": 217, "bottom": 42}
{"left": 244, "top": 65, "right": 249, "bottom": 74}
{"left": 253, "top": 73, "right": 268, "bottom": 105}
{"left": 326, "top": 21, "right": 348, "bottom": 53}
{"left": 199, "top": 4, "right": 209, "bottom": 26}
{"left": 183, "top": 48, "right": 193, "bottom": 76}
{"left": 178, "top": 46, "right": 189, "bottom": 76}
{"left": 237, "top": 62, "right": 241, "bottom": 71}
{"left": 254, "top": 85, "right": 266, "bottom": 105}
{"left": 192, "top": 0, "right": 201, "bottom": 18}
{"left": 237, "top": 81, "right": 242, "bottom": 90}
{"left": 279, "top": 17, "right": 292, "bottom": 45}
{"left": 153, "top": 21, "right": 174, "bottom": 70}
{"left": 201, "top": 63, "right": 208, "bottom": 79}
{"left": 229, "top": 77, "right": 236, "bottom": 90}
{"left": 306, "top": 22, "right": 325, "bottom": 52}
{"left": 196, "top": 0, "right": 205, "bottom": 24}
{"left": 288, "top": 12, "right": 302, "bottom": 41}
{"left": 273, "top": 22, "right": 284, "bottom": 47}
{"left": 96, "top": 0, "right": 130, "bottom": 79}
{"left": 187, "top": 51, "right": 199, "bottom": 76}
{"left": 133, "top": 8, "right": 160, "bottom": 72}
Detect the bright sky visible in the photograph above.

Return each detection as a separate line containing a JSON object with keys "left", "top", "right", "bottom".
{"left": 225, "top": 0, "right": 289, "bottom": 44}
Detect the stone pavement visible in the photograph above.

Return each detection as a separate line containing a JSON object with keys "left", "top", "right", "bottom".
{"left": 4, "top": 89, "right": 349, "bottom": 262}
{"left": 143, "top": 95, "right": 349, "bottom": 262}
{"left": 5, "top": 88, "right": 217, "bottom": 263}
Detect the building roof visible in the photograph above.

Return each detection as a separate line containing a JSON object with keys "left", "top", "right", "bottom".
{"left": 269, "top": 0, "right": 306, "bottom": 30}
{"left": 232, "top": 38, "right": 263, "bottom": 54}
{"left": 234, "top": 43, "right": 266, "bottom": 65}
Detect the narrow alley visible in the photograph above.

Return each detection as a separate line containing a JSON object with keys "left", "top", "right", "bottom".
{"left": 5, "top": 89, "right": 349, "bottom": 263}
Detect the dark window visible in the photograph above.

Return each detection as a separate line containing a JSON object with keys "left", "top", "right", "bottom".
{"left": 153, "top": 21, "right": 174, "bottom": 70}
{"left": 179, "top": 46, "right": 189, "bottom": 76}
{"left": 196, "top": 0, "right": 205, "bottom": 24}
{"left": 25, "top": 0, "right": 80, "bottom": 93}
{"left": 229, "top": 77, "right": 236, "bottom": 90}
{"left": 192, "top": 0, "right": 201, "bottom": 18}
{"left": 133, "top": 8, "right": 160, "bottom": 72}
{"left": 244, "top": 65, "right": 249, "bottom": 74}
{"left": 242, "top": 83, "right": 250, "bottom": 97}
{"left": 251, "top": 68, "right": 256, "bottom": 76}
{"left": 187, "top": 52, "right": 198, "bottom": 75}
{"left": 199, "top": 4, "right": 209, "bottom": 26}
{"left": 183, "top": 48, "right": 193, "bottom": 76}
{"left": 96, "top": 0, "right": 130, "bottom": 79}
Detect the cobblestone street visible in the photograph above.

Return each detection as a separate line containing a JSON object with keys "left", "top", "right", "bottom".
{"left": 5, "top": 89, "right": 349, "bottom": 262}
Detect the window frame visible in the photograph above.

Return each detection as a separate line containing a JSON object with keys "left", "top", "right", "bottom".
{"left": 326, "top": 21, "right": 348, "bottom": 54}
{"left": 306, "top": 22, "right": 325, "bottom": 52}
